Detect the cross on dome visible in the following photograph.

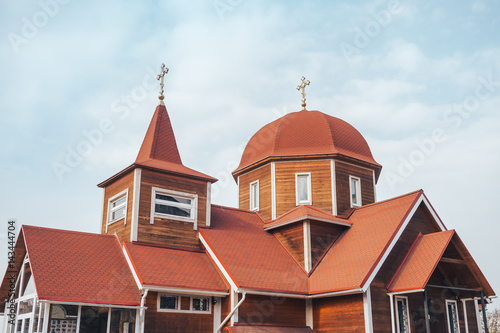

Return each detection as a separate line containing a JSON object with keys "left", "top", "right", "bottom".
{"left": 296, "top": 76, "right": 311, "bottom": 110}
{"left": 157, "top": 63, "right": 169, "bottom": 105}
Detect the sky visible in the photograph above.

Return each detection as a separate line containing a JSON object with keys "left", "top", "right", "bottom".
{"left": 1, "top": 0, "right": 499, "bottom": 311}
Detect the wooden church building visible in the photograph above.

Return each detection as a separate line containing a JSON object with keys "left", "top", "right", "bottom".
{"left": 0, "top": 71, "right": 495, "bottom": 333}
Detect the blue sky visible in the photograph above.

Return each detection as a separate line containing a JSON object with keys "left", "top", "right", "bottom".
{"left": 1, "top": 0, "right": 499, "bottom": 309}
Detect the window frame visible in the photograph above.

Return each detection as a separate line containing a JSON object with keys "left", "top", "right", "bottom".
{"left": 395, "top": 296, "right": 411, "bottom": 333}
{"left": 295, "top": 172, "right": 312, "bottom": 206}
{"left": 106, "top": 189, "right": 129, "bottom": 227}
{"left": 446, "top": 300, "right": 461, "bottom": 333}
{"left": 157, "top": 294, "right": 211, "bottom": 314}
{"left": 349, "top": 176, "right": 362, "bottom": 208}
{"left": 249, "top": 180, "right": 259, "bottom": 211}
{"left": 151, "top": 187, "right": 198, "bottom": 224}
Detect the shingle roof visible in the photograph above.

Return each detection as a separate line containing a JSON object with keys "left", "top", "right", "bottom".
{"left": 200, "top": 206, "right": 308, "bottom": 294}
{"left": 23, "top": 226, "right": 141, "bottom": 306}
{"left": 263, "top": 205, "right": 351, "bottom": 230}
{"left": 228, "top": 324, "right": 315, "bottom": 332}
{"left": 124, "top": 241, "right": 228, "bottom": 293}
{"left": 308, "top": 190, "right": 423, "bottom": 294}
{"left": 233, "top": 110, "right": 381, "bottom": 176}
{"left": 388, "top": 230, "right": 455, "bottom": 293}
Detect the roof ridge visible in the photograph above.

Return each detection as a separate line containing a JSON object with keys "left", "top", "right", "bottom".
{"left": 355, "top": 189, "right": 423, "bottom": 210}
{"left": 211, "top": 204, "right": 258, "bottom": 215}
{"left": 22, "top": 225, "right": 115, "bottom": 238}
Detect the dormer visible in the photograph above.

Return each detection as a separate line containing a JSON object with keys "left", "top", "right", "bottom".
{"left": 233, "top": 109, "right": 382, "bottom": 220}
{"left": 98, "top": 70, "right": 217, "bottom": 249}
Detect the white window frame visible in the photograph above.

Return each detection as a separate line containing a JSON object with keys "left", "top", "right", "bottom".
{"left": 349, "top": 176, "right": 362, "bottom": 208}
{"left": 446, "top": 300, "right": 461, "bottom": 333}
{"left": 107, "top": 189, "right": 129, "bottom": 228}
{"left": 151, "top": 187, "right": 198, "bottom": 224}
{"left": 395, "top": 296, "right": 411, "bottom": 333}
{"left": 295, "top": 172, "right": 312, "bottom": 206}
{"left": 249, "top": 180, "right": 259, "bottom": 211}
{"left": 157, "top": 294, "right": 211, "bottom": 314}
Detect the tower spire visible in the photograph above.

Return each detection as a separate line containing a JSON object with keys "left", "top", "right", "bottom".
{"left": 157, "top": 64, "right": 169, "bottom": 105}
{"left": 296, "top": 76, "right": 311, "bottom": 111}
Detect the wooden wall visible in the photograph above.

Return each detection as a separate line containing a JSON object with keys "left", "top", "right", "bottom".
{"left": 238, "top": 164, "right": 272, "bottom": 221}
{"left": 271, "top": 223, "right": 304, "bottom": 267}
{"left": 275, "top": 160, "right": 332, "bottom": 217}
{"left": 310, "top": 221, "right": 344, "bottom": 268}
{"left": 144, "top": 291, "right": 214, "bottom": 333}
{"left": 370, "top": 203, "right": 442, "bottom": 332}
{"left": 313, "top": 294, "right": 365, "bottom": 332}
{"left": 335, "top": 161, "right": 375, "bottom": 216}
{"left": 236, "top": 294, "right": 306, "bottom": 327}
{"left": 101, "top": 171, "right": 134, "bottom": 241}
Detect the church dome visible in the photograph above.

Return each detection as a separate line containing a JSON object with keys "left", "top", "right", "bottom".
{"left": 233, "top": 110, "right": 381, "bottom": 176}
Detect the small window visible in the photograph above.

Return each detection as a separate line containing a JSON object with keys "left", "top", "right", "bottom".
{"left": 446, "top": 300, "right": 460, "bottom": 333}
{"left": 152, "top": 188, "right": 198, "bottom": 223}
{"left": 296, "top": 173, "right": 312, "bottom": 205}
{"left": 159, "top": 295, "right": 179, "bottom": 310}
{"left": 192, "top": 297, "right": 210, "bottom": 312}
{"left": 395, "top": 296, "right": 410, "bottom": 333}
{"left": 350, "top": 176, "right": 361, "bottom": 208}
{"left": 107, "top": 190, "right": 128, "bottom": 225}
{"left": 250, "top": 181, "right": 259, "bottom": 211}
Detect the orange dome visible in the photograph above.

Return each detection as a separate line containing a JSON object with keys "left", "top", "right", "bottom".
{"left": 234, "top": 110, "right": 381, "bottom": 176}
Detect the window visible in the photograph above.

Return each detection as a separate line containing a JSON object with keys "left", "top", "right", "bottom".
{"left": 446, "top": 300, "right": 460, "bottom": 333}
{"left": 107, "top": 190, "right": 128, "bottom": 225}
{"left": 192, "top": 297, "right": 210, "bottom": 312}
{"left": 157, "top": 294, "right": 211, "bottom": 313}
{"left": 296, "top": 173, "right": 312, "bottom": 205}
{"left": 250, "top": 181, "right": 259, "bottom": 211}
{"left": 159, "top": 295, "right": 179, "bottom": 310}
{"left": 349, "top": 176, "right": 361, "bottom": 207}
{"left": 395, "top": 296, "right": 410, "bottom": 333}
{"left": 151, "top": 188, "right": 198, "bottom": 223}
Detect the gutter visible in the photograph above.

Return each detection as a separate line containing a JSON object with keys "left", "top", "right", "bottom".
{"left": 216, "top": 292, "right": 246, "bottom": 333}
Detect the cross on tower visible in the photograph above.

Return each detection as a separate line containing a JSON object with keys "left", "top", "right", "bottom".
{"left": 296, "top": 76, "right": 311, "bottom": 110}
{"left": 157, "top": 64, "right": 169, "bottom": 105}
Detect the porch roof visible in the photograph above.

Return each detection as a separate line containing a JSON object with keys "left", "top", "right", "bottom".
{"left": 227, "top": 324, "right": 315, "bottom": 332}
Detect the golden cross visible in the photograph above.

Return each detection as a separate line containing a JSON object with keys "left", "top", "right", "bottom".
{"left": 296, "top": 76, "right": 311, "bottom": 110}
{"left": 157, "top": 64, "right": 169, "bottom": 105}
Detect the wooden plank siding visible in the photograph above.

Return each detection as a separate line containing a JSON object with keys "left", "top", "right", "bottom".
{"left": 271, "top": 223, "right": 305, "bottom": 267}
{"left": 313, "top": 294, "right": 365, "bottom": 332}
{"left": 137, "top": 168, "right": 208, "bottom": 249}
{"left": 335, "top": 161, "right": 375, "bottom": 216}
{"left": 275, "top": 160, "right": 332, "bottom": 218}
{"left": 238, "top": 164, "right": 272, "bottom": 221}
{"left": 237, "top": 294, "right": 306, "bottom": 326}
{"left": 370, "top": 203, "right": 445, "bottom": 332}
{"left": 144, "top": 291, "right": 214, "bottom": 333}
{"left": 309, "top": 221, "right": 344, "bottom": 268}
{"left": 101, "top": 171, "right": 134, "bottom": 241}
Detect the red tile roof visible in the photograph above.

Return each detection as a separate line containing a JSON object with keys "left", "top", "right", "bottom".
{"left": 388, "top": 230, "right": 455, "bottom": 293}
{"left": 308, "top": 190, "right": 423, "bottom": 294}
{"left": 263, "top": 205, "right": 351, "bottom": 230}
{"left": 228, "top": 324, "right": 314, "bottom": 332}
{"left": 234, "top": 110, "right": 381, "bottom": 176}
{"left": 23, "top": 226, "right": 141, "bottom": 306}
{"left": 124, "top": 241, "right": 227, "bottom": 293}
{"left": 200, "top": 206, "right": 308, "bottom": 294}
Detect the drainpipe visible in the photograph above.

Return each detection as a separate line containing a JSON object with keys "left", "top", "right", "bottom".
{"left": 216, "top": 292, "right": 246, "bottom": 333}
{"left": 140, "top": 288, "right": 149, "bottom": 333}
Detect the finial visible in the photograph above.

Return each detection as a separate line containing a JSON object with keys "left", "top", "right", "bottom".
{"left": 296, "top": 76, "right": 311, "bottom": 110}
{"left": 157, "top": 64, "right": 169, "bottom": 105}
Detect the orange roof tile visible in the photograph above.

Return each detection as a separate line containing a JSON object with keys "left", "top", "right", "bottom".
{"left": 388, "top": 230, "right": 455, "bottom": 293}
{"left": 228, "top": 324, "right": 314, "bottom": 332}
{"left": 309, "top": 190, "right": 423, "bottom": 294}
{"left": 200, "top": 206, "right": 308, "bottom": 294}
{"left": 124, "top": 242, "right": 227, "bottom": 293}
{"left": 23, "top": 226, "right": 141, "bottom": 306}
{"left": 263, "top": 205, "right": 351, "bottom": 230}
{"left": 234, "top": 110, "right": 381, "bottom": 176}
